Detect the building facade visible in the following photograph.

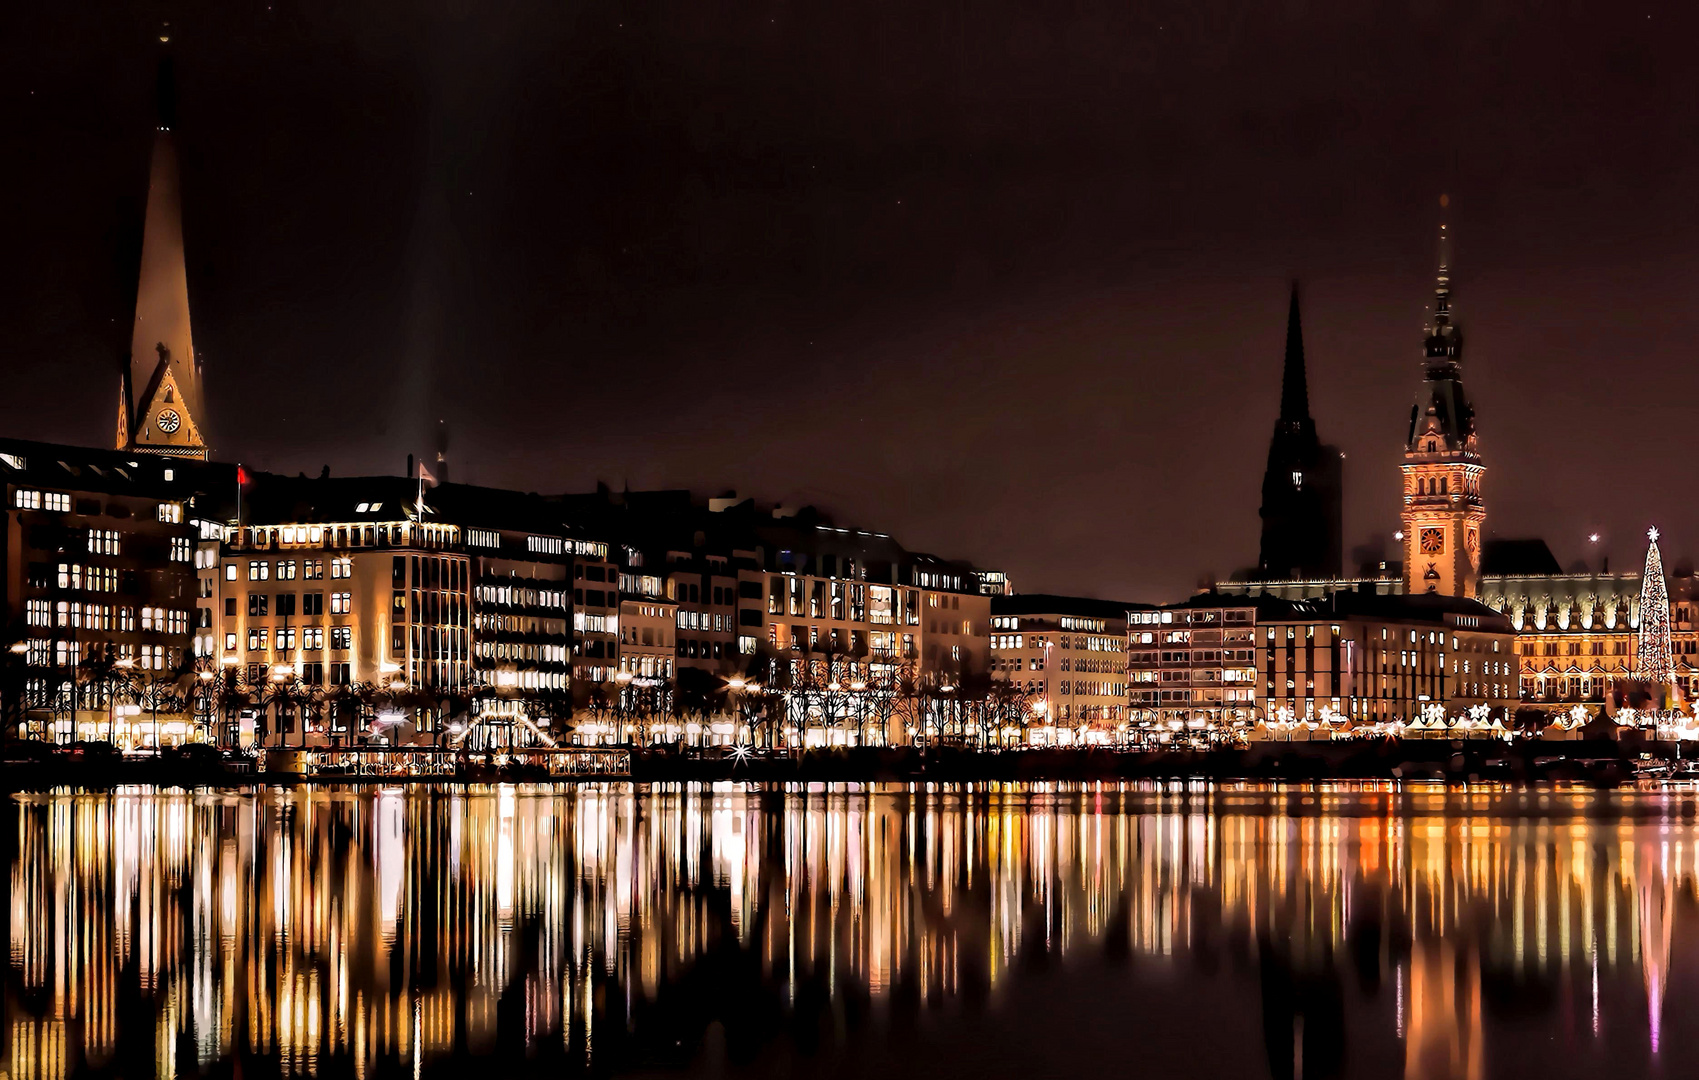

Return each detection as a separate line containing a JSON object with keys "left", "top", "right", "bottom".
{"left": 2, "top": 440, "right": 220, "bottom": 744}
{"left": 989, "top": 595, "right": 1142, "bottom": 731}
{"left": 1256, "top": 591, "right": 1518, "bottom": 725}
{"left": 1130, "top": 595, "right": 1260, "bottom": 733}
{"left": 1478, "top": 541, "right": 1699, "bottom": 715}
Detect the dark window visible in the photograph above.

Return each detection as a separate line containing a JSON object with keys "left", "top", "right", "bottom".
{"left": 739, "top": 609, "right": 761, "bottom": 627}
{"left": 276, "top": 593, "right": 297, "bottom": 617}
{"left": 303, "top": 592, "right": 323, "bottom": 616}
{"left": 225, "top": 598, "right": 237, "bottom": 617}
{"left": 248, "top": 594, "right": 268, "bottom": 617}
{"left": 392, "top": 555, "right": 407, "bottom": 586}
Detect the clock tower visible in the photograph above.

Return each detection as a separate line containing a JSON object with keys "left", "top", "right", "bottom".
{"left": 117, "top": 48, "right": 209, "bottom": 461}
{"left": 1400, "top": 222, "right": 1483, "bottom": 598}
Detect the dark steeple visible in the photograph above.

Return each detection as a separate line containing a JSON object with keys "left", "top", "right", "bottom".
{"left": 1279, "top": 283, "right": 1310, "bottom": 422}
{"left": 1257, "top": 281, "right": 1343, "bottom": 581}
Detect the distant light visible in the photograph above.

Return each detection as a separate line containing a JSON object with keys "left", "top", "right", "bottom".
{"left": 1589, "top": 533, "right": 1600, "bottom": 543}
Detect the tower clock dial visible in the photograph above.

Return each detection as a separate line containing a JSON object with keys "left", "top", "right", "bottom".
{"left": 1420, "top": 527, "right": 1445, "bottom": 555}
{"left": 156, "top": 409, "right": 181, "bottom": 434}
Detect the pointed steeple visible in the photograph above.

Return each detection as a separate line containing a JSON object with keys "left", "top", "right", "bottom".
{"left": 1257, "top": 280, "right": 1343, "bottom": 580}
{"left": 119, "top": 35, "right": 208, "bottom": 460}
{"left": 1279, "top": 282, "right": 1310, "bottom": 422}
{"left": 1422, "top": 217, "right": 1462, "bottom": 366}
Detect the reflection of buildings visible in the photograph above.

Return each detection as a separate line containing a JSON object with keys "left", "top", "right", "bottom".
{"left": 1405, "top": 940, "right": 1481, "bottom": 1080}
{"left": 8, "top": 785, "right": 1699, "bottom": 1078}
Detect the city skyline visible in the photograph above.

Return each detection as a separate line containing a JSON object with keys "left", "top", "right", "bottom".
{"left": 7, "top": 3, "right": 1699, "bottom": 601}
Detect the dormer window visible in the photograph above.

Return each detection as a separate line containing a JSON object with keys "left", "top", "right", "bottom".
{"left": 1291, "top": 471, "right": 1303, "bottom": 489}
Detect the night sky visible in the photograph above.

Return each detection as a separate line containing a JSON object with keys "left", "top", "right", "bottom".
{"left": 7, "top": 1, "right": 1699, "bottom": 601}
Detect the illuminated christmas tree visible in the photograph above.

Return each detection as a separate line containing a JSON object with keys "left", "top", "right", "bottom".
{"left": 1637, "top": 527, "right": 1673, "bottom": 686}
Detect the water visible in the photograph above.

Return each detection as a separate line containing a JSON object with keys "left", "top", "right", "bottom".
{"left": 6, "top": 782, "right": 1699, "bottom": 1079}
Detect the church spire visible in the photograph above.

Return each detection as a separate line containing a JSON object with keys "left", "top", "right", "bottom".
{"left": 1256, "top": 280, "right": 1343, "bottom": 581}
{"left": 1279, "top": 282, "right": 1310, "bottom": 422}
{"left": 1422, "top": 212, "right": 1462, "bottom": 368}
{"left": 1430, "top": 223, "right": 1452, "bottom": 329}
{"left": 119, "top": 32, "right": 208, "bottom": 460}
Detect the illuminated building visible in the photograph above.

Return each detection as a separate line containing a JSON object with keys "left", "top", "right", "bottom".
{"left": 117, "top": 53, "right": 209, "bottom": 462}
{"left": 0, "top": 439, "right": 223, "bottom": 744}
{"left": 220, "top": 475, "right": 642, "bottom": 744}
{"left": 1257, "top": 284, "right": 1344, "bottom": 580}
{"left": 988, "top": 594, "right": 1144, "bottom": 730}
{"left": 219, "top": 475, "right": 473, "bottom": 743}
{"left": 1129, "top": 594, "right": 1259, "bottom": 732}
{"left": 1477, "top": 537, "right": 1699, "bottom": 714}
{"left": 559, "top": 489, "right": 996, "bottom": 745}
{"left": 1139, "top": 586, "right": 1517, "bottom": 732}
{"left": 617, "top": 591, "right": 678, "bottom": 680}
{"left": 1253, "top": 590, "right": 1517, "bottom": 725}
{"left": 1400, "top": 223, "right": 1485, "bottom": 599}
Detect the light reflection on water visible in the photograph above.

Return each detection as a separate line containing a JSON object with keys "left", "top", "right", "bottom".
{"left": 7, "top": 782, "right": 1699, "bottom": 1079}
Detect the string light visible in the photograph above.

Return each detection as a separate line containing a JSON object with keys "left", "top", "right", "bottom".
{"left": 1637, "top": 527, "right": 1672, "bottom": 685}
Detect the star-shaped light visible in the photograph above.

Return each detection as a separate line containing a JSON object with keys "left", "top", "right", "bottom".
{"left": 1649, "top": 527, "right": 1660, "bottom": 543}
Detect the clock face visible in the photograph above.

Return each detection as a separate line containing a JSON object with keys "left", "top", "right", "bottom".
{"left": 156, "top": 409, "right": 181, "bottom": 434}
{"left": 1420, "top": 528, "right": 1445, "bottom": 555}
